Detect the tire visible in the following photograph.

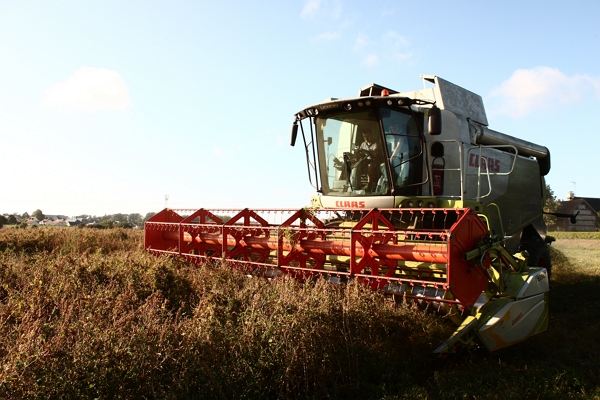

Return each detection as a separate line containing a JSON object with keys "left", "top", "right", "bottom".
{"left": 524, "top": 241, "right": 552, "bottom": 278}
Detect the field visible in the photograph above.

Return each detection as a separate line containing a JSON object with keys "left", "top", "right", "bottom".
{"left": 0, "top": 228, "right": 599, "bottom": 399}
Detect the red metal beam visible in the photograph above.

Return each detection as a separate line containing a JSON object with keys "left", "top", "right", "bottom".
{"left": 145, "top": 207, "right": 490, "bottom": 308}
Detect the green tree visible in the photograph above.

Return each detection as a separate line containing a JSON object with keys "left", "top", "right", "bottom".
{"left": 109, "top": 213, "right": 127, "bottom": 224}
{"left": 20, "top": 212, "right": 29, "bottom": 222}
{"left": 7, "top": 215, "right": 17, "bottom": 225}
{"left": 32, "top": 209, "right": 45, "bottom": 221}
{"left": 128, "top": 213, "right": 143, "bottom": 226}
{"left": 144, "top": 212, "right": 157, "bottom": 223}
{"left": 0, "top": 215, "right": 7, "bottom": 228}
{"left": 543, "top": 183, "right": 560, "bottom": 231}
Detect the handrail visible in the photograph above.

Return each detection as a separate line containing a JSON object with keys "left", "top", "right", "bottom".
{"left": 465, "top": 145, "right": 518, "bottom": 202}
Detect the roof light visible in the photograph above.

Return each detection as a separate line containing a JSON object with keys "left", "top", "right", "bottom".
{"left": 381, "top": 89, "right": 390, "bottom": 96}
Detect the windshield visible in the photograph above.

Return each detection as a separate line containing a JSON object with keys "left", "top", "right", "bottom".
{"left": 315, "top": 108, "right": 423, "bottom": 196}
{"left": 381, "top": 108, "right": 424, "bottom": 195}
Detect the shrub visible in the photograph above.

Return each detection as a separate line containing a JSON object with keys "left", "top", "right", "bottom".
{"left": 0, "top": 228, "right": 452, "bottom": 398}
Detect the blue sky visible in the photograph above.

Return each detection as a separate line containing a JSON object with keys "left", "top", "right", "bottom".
{"left": 1, "top": 1, "right": 599, "bottom": 217}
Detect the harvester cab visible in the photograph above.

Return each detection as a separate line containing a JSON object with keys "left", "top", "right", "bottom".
{"left": 145, "top": 75, "right": 552, "bottom": 352}
{"left": 291, "top": 75, "right": 551, "bottom": 256}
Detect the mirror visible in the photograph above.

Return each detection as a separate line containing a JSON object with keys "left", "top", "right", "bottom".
{"left": 428, "top": 106, "right": 442, "bottom": 135}
{"left": 290, "top": 123, "right": 298, "bottom": 146}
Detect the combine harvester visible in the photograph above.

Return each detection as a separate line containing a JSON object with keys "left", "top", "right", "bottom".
{"left": 145, "top": 75, "right": 553, "bottom": 352}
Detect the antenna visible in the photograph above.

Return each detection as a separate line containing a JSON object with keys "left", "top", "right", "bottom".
{"left": 165, "top": 194, "right": 169, "bottom": 209}
{"left": 571, "top": 181, "right": 576, "bottom": 196}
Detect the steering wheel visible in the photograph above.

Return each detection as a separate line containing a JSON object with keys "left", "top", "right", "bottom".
{"left": 355, "top": 149, "right": 372, "bottom": 159}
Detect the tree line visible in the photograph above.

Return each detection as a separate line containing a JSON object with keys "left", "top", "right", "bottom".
{"left": 0, "top": 210, "right": 157, "bottom": 229}
{"left": 0, "top": 184, "right": 567, "bottom": 230}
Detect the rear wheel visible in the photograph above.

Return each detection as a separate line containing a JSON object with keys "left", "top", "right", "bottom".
{"left": 524, "top": 241, "right": 552, "bottom": 278}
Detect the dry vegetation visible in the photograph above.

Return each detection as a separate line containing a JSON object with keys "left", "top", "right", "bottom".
{"left": 0, "top": 227, "right": 599, "bottom": 399}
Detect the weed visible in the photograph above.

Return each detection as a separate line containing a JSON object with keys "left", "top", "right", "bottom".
{"left": 0, "top": 228, "right": 598, "bottom": 399}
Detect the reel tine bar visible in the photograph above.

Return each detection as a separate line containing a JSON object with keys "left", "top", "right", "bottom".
{"left": 145, "top": 207, "right": 490, "bottom": 308}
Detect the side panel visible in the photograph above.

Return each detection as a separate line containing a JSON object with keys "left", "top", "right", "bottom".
{"left": 424, "top": 111, "right": 546, "bottom": 247}
{"left": 477, "top": 293, "right": 548, "bottom": 351}
{"left": 472, "top": 155, "right": 544, "bottom": 239}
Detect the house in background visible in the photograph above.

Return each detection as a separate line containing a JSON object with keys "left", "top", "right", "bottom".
{"left": 66, "top": 218, "right": 83, "bottom": 227}
{"left": 44, "top": 214, "right": 69, "bottom": 221}
{"left": 26, "top": 217, "right": 40, "bottom": 226}
{"left": 556, "top": 192, "right": 599, "bottom": 231}
{"left": 51, "top": 220, "right": 69, "bottom": 227}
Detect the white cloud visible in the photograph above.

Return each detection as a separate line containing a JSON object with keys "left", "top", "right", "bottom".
{"left": 214, "top": 148, "right": 223, "bottom": 156}
{"left": 356, "top": 30, "right": 412, "bottom": 68}
{"left": 310, "top": 31, "right": 341, "bottom": 42}
{"left": 361, "top": 54, "right": 380, "bottom": 68}
{"left": 41, "top": 67, "right": 131, "bottom": 112}
{"left": 354, "top": 33, "right": 369, "bottom": 50}
{"left": 301, "top": 0, "right": 322, "bottom": 19}
{"left": 382, "top": 31, "right": 412, "bottom": 65}
{"left": 383, "top": 31, "right": 409, "bottom": 48}
{"left": 330, "top": 2, "right": 341, "bottom": 19}
{"left": 489, "top": 67, "right": 600, "bottom": 117}
{"left": 301, "top": 0, "right": 341, "bottom": 20}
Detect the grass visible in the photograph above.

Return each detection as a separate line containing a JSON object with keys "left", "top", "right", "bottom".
{"left": 0, "top": 228, "right": 599, "bottom": 399}
{"left": 550, "top": 232, "right": 600, "bottom": 240}
{"left": 552, "top": 240, "right": 600, "bottom": 275}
